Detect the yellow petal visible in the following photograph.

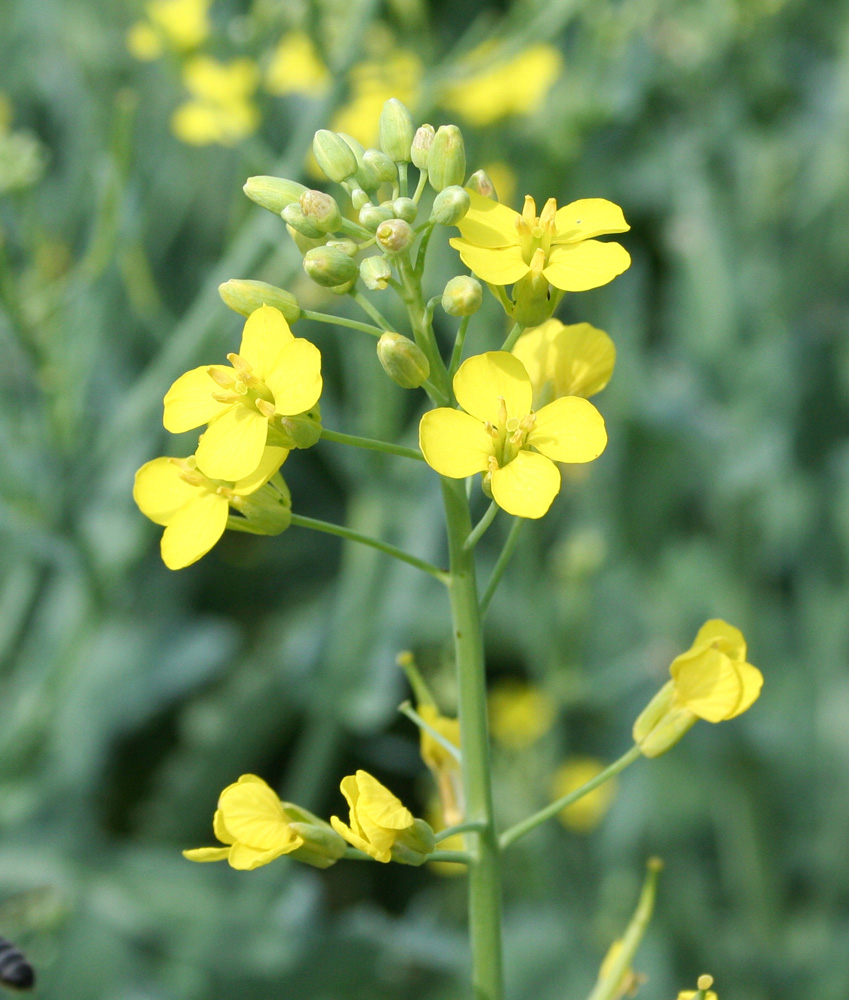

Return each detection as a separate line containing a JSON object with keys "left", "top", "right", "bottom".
{"left": 490, "top": 450, "right": 560, "bottom": 518}
{"left": 218, "top": 775, "right": 296, "bottom": 850}
{"left": 454, "top": 190, "right": 522, "bottom": 247}
{"left": 692, "top": 619, "right": 747, "bottom": 660}
{"left": 195, "top": 405, "right": 268, "bottom": 481}
{"left": 238, "top": 305, "right": 294, "bottom": 380}
{"left": 355, "top": 771, "right": 413, "bottom": 830}
{"left": 160, "top": 491, "right": 228, "bottom": 569}
{"left": 449, "top": 239, "right": 530, "bottom": 285}
{"left": 543, "top": 240, "right": 631, "bottom": 292}
{"left": 227, "top": 842, "right": 296, "bottom": 870}
{"left": 512, "top": 320, "right": 615, "bottom": 401}
{"left": 671, "top": 647, "right": 747, "bottom": 722}
{"left": 528, "top": 396, "right": 607, "bottom": 463}
{"left": 453, "top": 351, "right": 533, "bottom": 424}
{"left": 133, "top": 457, "right": 200, "bottom": 526}
{"left": 419, "top": 408, "right": 493, "bottom": 478}
{"left": 182, "top": 847, "right": 231, "bottom": 862}
{"left": 330, "top": 816, "right": 391, "bottom": 862}
{"left": 724, "top": 660, "right": 764, "bottom": 719}
{"left": 231, "top": 446, "right": 289, "bottom": 496}
{"left": 265, "top": 338, "right": 323, "bottom": 415}
{"left": 212, "top": 808, "right": 234, "bottom": 845}
{"left": 163, "top": 365, "right": 231, "bottom": 432}
{"left": 553, "top": 198, "right": 630, "bottom": 241}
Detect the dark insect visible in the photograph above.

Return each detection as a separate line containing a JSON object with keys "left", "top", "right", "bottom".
{"left": 0, "top": 937, "right": 34, "bottom": 991}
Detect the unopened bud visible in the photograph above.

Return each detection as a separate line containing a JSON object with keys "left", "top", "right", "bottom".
{"left": 303, "top": 245, "right": 359, "bottom": 287}
{"left": 336, "top": 133, "right": 370, "bottom": 188}
{"left": 392, "top": 197, "right": 417, "bottom": 223}
{"left": 376, "top": 218, "right": 414, "bottom": 254}
{"left": 430, "top": 185, "right": 470, "bottom": 226}
{"left": 632, "top": 680, "right": 698, "bottom": 758}
{"left": 282, "top": 202, "right": 326, "bottom": 238}
{"left": 359, "top": 203, "right": 395, "bottom": 232}
{"left": 218, "top": 279, "right": 300, "bottom": 323}
{"left": 350, "top": 187, "right": 370, "bottom": 210}
{"left": 360, "top": 256, "right": 392, "bottom": 291}
{"left": 442, "top": 275, "right": 482, "bottom": 317}
{"left": 362, "top": 148, "right": 397, "bottom": 185}
{"left": 286, "top": 224, "right": 327, "bottom": 255}
{"left": 379, "top": 98, "right": 414, "bottom": 162}
{"left": 326, "top": 238, "right": 358, "bottom": 257}
{"left": 390, "top": 818, "right": 435, "bottom": 866}
{"left": 243, "top": 175, "right": 307, "bottom": 214}
{"left": 271, "top": 406, "right": 323, "bottom": 449}
{"left": 428, "top": 125, "right": 466, "bottom": 191}
{"left": 299, "top": 189, "right": 342, "bottom": 232}
{"left": 377, "top": 332, "right": 430, "bottom": 388}
{"left": 283, "top": 802, "right": 348, "bottom": 869}
{"left": 312, "top": 129, "right": 358, "bottom": 182}
{"left": 466, "top": 168, "right": 498, "bottom": 200}
{"left": 411, "top": 124, "right": 435, "bottom": 170}
{"left": 229, "top": 475, "right": 292, "bottom": 534}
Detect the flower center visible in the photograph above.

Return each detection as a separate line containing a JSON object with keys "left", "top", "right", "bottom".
{"left": 515, "top": 195, "right": 557, "bottom": 266}
{"left": 485, "top": 397, "right": 537, "bottom": 469}
{"left": 207, "top": 353, "right": 275, "bottom": 414}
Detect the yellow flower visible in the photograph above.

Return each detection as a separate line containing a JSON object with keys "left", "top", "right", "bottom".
{"left": 511, "top": 320, "right": 615, "bottom": 407}
{"left": 633, "top": 620, "right": 763, "bottom": 757}
{"left": 163, "top": 305, "right": 322, "bottom": 482}
{"left": 449, "top": 190, "right": 630, "bottom": 292}
{"left": 331, "top": 50, "right": 422, "bottom": 146}
{"left": 265, "top": 32, "right": 331, "bottom": 97}
{"left": 133, "top": 444, "right": 290, "bottom": 570}
{"left": 171, "top": 57, "right": 260, "bottom": 146}
{"left": 330, "top": 770, "right": 434, "bottom": 864}
{"left": 679, "top": 993, "right": 718, "bottom": 1000}
{"left": 183, "top": 774, "right": 304, "bottom": 870}
{"left": 551, "top": 757, "right": 617, "bottom": 833}
{"left": 679, "top": 976, "right": 717, "bottom": 1000}
{"left": 127, "top": 0, "right": 210, "bottom": 60}
{"left": 440, "top": 43, "right": 563, "bottom": 126}
{"left": 488, "top": 679, "right": 557, "bottom": 749}
{"left": 419, "top": 351, "right": 606, "bottom": 519}
{"left": 419, "top": 705, "right": 463, "bottom": 827}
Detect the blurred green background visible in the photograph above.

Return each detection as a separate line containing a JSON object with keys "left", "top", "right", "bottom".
{"left": 1, "top": 0, "right": 847, "bottom": 997}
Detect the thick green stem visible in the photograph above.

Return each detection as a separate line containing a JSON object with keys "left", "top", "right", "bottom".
{"left": 397, "top": 255, "right": 451, "bottom": 401}
{"left": 441, "top": 476, "right": 504, "bottom": 1000}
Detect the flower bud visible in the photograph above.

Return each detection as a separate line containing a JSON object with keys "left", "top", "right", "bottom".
{"left": 218, "top": 279, "right": 301, "bottom": 323}
{"left": 326, "top": 238, "right": 358, "bottom": 256}
{"left": 442, "top": 275, "right": 482, "bottom": 317}
{"left": 282, "top": 202, "right": 326, "bottom": 238}
{"left": 350, "top": 187, "right": 370, "bottom": 210}
{"left": 362, "top": 148, "right": 397, "bottom": 185}
{"left": 360, "top": 256, "right": 392, "bottom": 291}
{"left": 376, "top": 218, "right": 414, "bottom": 255}
{"left": 430, "top": 185, "right": 471, "bottom": 226}
{"left": 299, "top": 189, "right": 342, "bottom": 233}
{"left": 243, "top": 175, "right": 307, "bottom": 214}
{"left": 270, "top": 406, "right": 323, "bottom": 449}
{"left": 377, "top": 332, "right": 430, "bottom": 388}
{"left": 466, "top": 168, "right": 498, "bottom": 200}
{"left": 228, "top": 475, "right": 292, "bottom": 535}
{"left": 286, "top": 224, "right": 327, "bottom": 255}
{"left": 379, "top": 98, "right": 414, "bottom": 162}
{"left": 411, "top": 124, "right": 435, "bottom": 170}
{"left": 312, "top": 129, "right": 358, "bottom": 182}
{"left": 632, "top": 681, "right": 697, "bottom": 758}
{"left": 358, "top": 202, "right": 394, "bottom": 232}
{"left": 283, "top": 802, "right": 348, "bottom": 869}
{"left": 392, "top": 197, "right": 417, "bottom": 223}
{"left": 303, "top": 245, "right": 359, "bottom": 287}
{"left": 390, "top": 817, "right": 435, "bottom": 866}
{"left": 336, "top": 133, "right": 371, "bottom": 189}
{"left": 428, "top": 125, "right": 466, "bottom": 191}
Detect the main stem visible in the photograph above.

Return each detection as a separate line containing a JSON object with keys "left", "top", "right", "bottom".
{"left": 441, "top": 477, "right": 504, "bottom": 1000}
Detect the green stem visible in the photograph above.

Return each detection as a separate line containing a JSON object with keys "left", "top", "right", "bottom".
{"left": 343, "top": 847, "right": 471, "bottom": 864}
{"left": 500, "top": 321, "right": 525, "bottom": 352}
{"left": 449, "top": 317, "right": 471, "bottom": 377}
{"left": 441, "top": 476, "right": 504, "bottom": 1000}
{"left": 352, "top": 291, "right": 393, "bottom": 331}
{"left": 464, "top": 501, "right": 498, "bottom": 551}
{"left": 320, "top": 426, "right": 424, "bottom": 461}
{"left": 435, "top": 820, "right": 487, "bottom": 843}
{"left": 411, "top": 168, "right": 428, "bottom": 204}
{"left": 301, "top": 309, "right": 384, "bottom": 338}
{"left": 479, "top": 518, "right": 524, "bottom": 617}
{"left": 415, "top": 223, "right": 437, "bottom": 275}
{"left": 289, "top": 513, "right": 448, "bottom": 583}
{"left": 399, "top": 701, "right": 462, "bottom": 762}
{"left": 397, "top": 255, "right": 451, "bottom": 401}
{"left": 500, "top": 744, "right": 643, "bottom": 850}
{"left": 398, "top": 162, "right": 408, "bottom": 198}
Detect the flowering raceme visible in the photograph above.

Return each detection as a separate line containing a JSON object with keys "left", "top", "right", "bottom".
{"left": 419, "top": 351, "right": 606, "bottom": 518}
{"left": 511, "top": 320, "right": 615, "bottom": 407}
{"left": 163, "top": 305, "right": 322, "bottom": 481}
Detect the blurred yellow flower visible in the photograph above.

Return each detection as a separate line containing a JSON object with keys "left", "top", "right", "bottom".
{"left": 425, "top": 798, "right": 465, "bottom": 877}
{"left": 127, "top": 0, "right": 210, "bottom": 60}
{"left": 678, "top": 993, "right": 717, "bottom": 1000}
{"left": 419, "top": 704, "right": 463, "bottom": 826}
{"left": 265, "top": 31, "right": 331, "bottom": 97}
{"left": 512, "top": 320, "right": 616, "bottom": 407}
{"left": 440, "top": 43, "right": 563, "bottom": 126}
{"left": 331, "top": 50, "right": 422, "bottom": 146}
{"left": 488, "top": 679, "right": 557, "bottom": 750}
{"left": 679, "top": 975, "right": 717, "bottom": 1000}
{"left": 171, "top": 57, "right": 260, "bottom": 146}
{"left": 551, "top": 757, "right": 617, "bottom": 833}
{"left": 419, "top": 351, "right": 607, "bottom": 519}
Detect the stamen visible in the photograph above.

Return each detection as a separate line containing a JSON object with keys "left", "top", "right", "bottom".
{"left": 484, "top": 421, "right": 500, "bottom": 440}
{"left": 497, "top": 396, "right": 508, "bottom": 427}
{"left": 207, "top": 366, "right": 234, "bottom": 389}
{"left": 539, "top": 197, "right": 557, "bottom": 229}
{"left": 227, "top": 352, "right": 253, "bottom": 374}
{"left": 522, "top": 194, "right": 537, "bottom": 226}
{"left": 255, "top": 398, "right": 275, "bottom": 418}
{"left": 211, "top": 391, "right": 242, "bottom": 404}
{"left": 487, "top": 455, "right": 499, "bottom": 472}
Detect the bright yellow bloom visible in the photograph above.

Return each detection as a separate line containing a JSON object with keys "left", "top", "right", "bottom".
{"left": 551, "top": 757, "right": 617, "bottom": 833}
{"left": 134, "top": 445, "right": 290, "bottom": 569}
{"left": 163, "top": 305, "right": 322, "bottom": 482}
{"left": 419, "top": 705, "right": 463, "bottom": 827}
{"left": 330, "top": 770, "right": 433, "bottom": 864}
{"left": 419, "top": 352, "right": 606, "bottom": 519}
{"left": 183, "top": 775, "right": 304, "bottom": 870}
{"left": 127, "top": 0, "right": 209, "bottom": 60}
{"left": 331, "top": 51, "right": 422, "bottom": 146}
{"left": 171, "top": 57, "right": 260, "bottom": 146}
{"left": 488, "top": 679, "right": 557, "bottom": 749}
{"left": 449, "top": 190, "right": 630, "bottom": 292}
{"left": 634, "top": 620, "right": 763, "bottom": 757}
{"left": 440, "top": 43, "right": 563, "bottom": 126}
{"left": 512, "top": 320, "right": 615, "bottom": 407}
{"left": 265, "top": 32, "right": 331, "bottom": 97}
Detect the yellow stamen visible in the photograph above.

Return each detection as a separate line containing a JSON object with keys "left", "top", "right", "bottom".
{"left": 255, "top": 398, "right": 275, "bottom": 418}
{"left": 207, "top": 366, "right": 235, "bottom": 389}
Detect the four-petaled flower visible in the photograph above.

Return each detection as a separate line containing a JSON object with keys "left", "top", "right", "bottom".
{"left": 419, "top": 351, "right": 607, "bottom": 519}
{"left": 133, "top": 444, "right": 289, "bottom": 569}
{"left": 163, "top": 304, "right": 321, "bottom": 481}
{"left": 511, "top": 319, "right": 615, "bottom": 406}
{"left": 449, "top": 190, "right": 630, "bottom": 292}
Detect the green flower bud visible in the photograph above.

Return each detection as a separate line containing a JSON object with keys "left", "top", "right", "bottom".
{"left": 312, "top": 129, "right": 358, "bottom": 182}
{"left": 428, "top": 125, "right": 466, "bottom": 191}
{"left": 326, "top": 238, "right": 358, "bottom": 256}
{"left": 243, "top": 175, "right": 307, "bottom": 214}
{"left": 411, "top": 124, "right": 435, "bottom": 170}
{"left": 218, "top": 279, "right": 301, "bottom": 323}
{"left": 328, "top": 279, "right": 357, "bottom": 295}
{"left": 269, "top": 406, "right": 323, "bottom": 449}
{"left": 350, "top": 187, "right": 370, "bottom": 211}
{"left": 299, "top": 189, "right": 342, "bottom": 233}
{"left": 430, "top": 185, "right": 471, "bottom": 226}
{"left": 228, "top": 474, "right": 292, "bottom": 535}
{"left": 392, "top": 197, "right": 418, "bottom": 223}
{"left": 286, "top": 224, "right": 327, "bottom": 255}
{"left": 303, "top": 245, "right": 359, "bottom": 287}
{"left": 362, "top": 148, "right": 397, "bottom": 185}
{"left": 282, "top": 202, "right": 326, "bottom": 238}
{"left": 376, "top": 218, "right": 414, "bottom": 255}
{"left": 632, "top": 680, "right": 698, "bottom": 758}
{"left": 358, "top": 202, "right": 395, "bottom": 232}
{"left": 377, "top": 332, "right": 430, "bottom": 388}
{"left": 466, "top": 168, "right": 498, "bottom": 200}
{"left": 283, "top": 801, "right": 348, "bottom": 869}
{"left": 360, "top": 256, "right": 392, "bottom": 291}
{"left": 442, "top": 275, "right": 482, "bottom": 317}
{"left": 336, "top": 133, "right": 371, "bottom": 188}
{"left": 390, "top": 818, "right": 435, "bottom": 866}
{"left": 379, "top": 98, "right": 414, "bottom": 162}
